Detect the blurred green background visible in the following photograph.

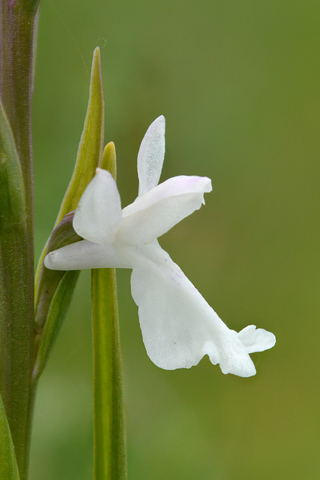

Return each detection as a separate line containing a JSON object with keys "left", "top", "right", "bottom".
{"left": 31, "top": 1, "right": 320, "bottom": 479}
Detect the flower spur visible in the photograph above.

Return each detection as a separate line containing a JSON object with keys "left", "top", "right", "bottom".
{"left": 45, "top": 116, "right": 275, "bottom": 376}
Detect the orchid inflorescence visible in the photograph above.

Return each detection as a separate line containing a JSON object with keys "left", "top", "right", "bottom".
{"left": 45, "top": 116, "right": 275, "bottom": 377}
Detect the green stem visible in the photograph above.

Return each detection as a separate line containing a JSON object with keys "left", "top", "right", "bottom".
{"left": 92, "top": 268, "right": 127, "bottom": 480}
{"left": 0, "top": 0, "right": 38, "bottom": 229}
{"left": 0, "top": 1, "right": 39, "bottom": 479}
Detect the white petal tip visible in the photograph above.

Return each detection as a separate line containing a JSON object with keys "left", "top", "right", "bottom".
{"left": 144, "top": 116, "right": 166, "bottom": 138}
{"left": 137, "top": 116, "right": 166, "bottom": 197}
{"left": 95, "top": 167, "right": 111, "bottom": 178}
{"left": 220, "top": 362, "right": 256, "bottom": 377}
{"left": 44, "top": 252, "right": 59, "bottom": 270}
{"left": 152, "top": 115, "right": 165, "bottom": 128}
{"left": 238, "top": 325, "right": 276, "bottom": 353}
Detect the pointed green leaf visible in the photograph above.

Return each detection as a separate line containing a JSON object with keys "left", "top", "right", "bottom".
{"left": 35, "top": 45, "right": 104, "bottom": 310}
{"left": 55, "top": 46, "right": 105, "bottom": 225}
{"left": 33, "top": 48, "right": 105, "bottom": 379}
{"left": 35, "top": 46, "right": 104, "bottom": 291}
{"left": 0, "top": 390, "right": 21, "bottom": 480}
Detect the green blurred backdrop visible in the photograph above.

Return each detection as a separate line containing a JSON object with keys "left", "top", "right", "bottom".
{"left": 31, "top": 1, "right": 320, "bottom": 479}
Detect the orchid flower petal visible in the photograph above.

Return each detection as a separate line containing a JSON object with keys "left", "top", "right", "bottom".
{"left": 45, "top": 240, "right": 131, "bottom": 270}
{"left": 118, "top": 175, "right": 212, "bottom": 245}
{"left": 129, "top": 242, "right": 275, "bottom": 376}
{"left": 138, "top": 116, "right": 166, "bottom": 197}
{"left": 73, "top": 168, "right": 122, "bottom": 244}
{"left": 237, "top": 325, "right": 276, "bottom": 354}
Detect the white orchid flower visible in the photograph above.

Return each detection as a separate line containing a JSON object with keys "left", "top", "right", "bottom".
{"left": 45, "top": 116, "right": 275, "bottom": 377}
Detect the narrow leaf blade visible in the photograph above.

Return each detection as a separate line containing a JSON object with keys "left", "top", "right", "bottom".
{"left": 33, "top": 270, "right": 80, "bottom": 380}
{"left": 35, "top": 46, "right": 104, "bottom": 293}
{"left": 33, "top": 213, "right": 81, "bottom": 381}
{"left": 0, "top": 393, "right": 21, "bottom": 480}
{"left": 35, "top": 212, "right": 81, "bottom": 330}
{"left": 55, "top": 46, "right": 105, "bottom": 225}
{"left": 34, "top": 47, "right": 105, "bottom": 379}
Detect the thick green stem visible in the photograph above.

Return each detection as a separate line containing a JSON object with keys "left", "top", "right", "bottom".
{"left": 92, "top": 268, "right": 127, "bottom": 480}
{"left": 0, "top": 233, "right": 35, "bottom": 480}
{"left": 0, "top": 1, "right": 38, "bottom": 228}
{"left": 0, "top": 1, "right": 38, "bottom": 479}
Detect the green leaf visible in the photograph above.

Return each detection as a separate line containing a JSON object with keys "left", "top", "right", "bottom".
{"left": 0, "top": 393, "right": 21, "bottom": 480}
{"left": 92, "top": 148, "right": 127, "bottom": 480}
{"left": 34, "top": 213, "right": 81, "bottom": 331}
{"left": 33, "top": 270, "right": 80, "bottom": 380}
{"left": 33, "top": 47, "right": 105, "bottom": 379}
{"left": 35, "top": 46, "right": 104, "bottom": 289}
{"left": 33, "top": 213, "right": 81, "bottom": 381}
{"left": 55, "top": 46, "right": 105, "bottom": 225}
{"left": 0, "top": 99, "right": 33, "bottom": 479}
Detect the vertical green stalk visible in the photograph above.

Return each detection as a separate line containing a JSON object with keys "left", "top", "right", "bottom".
{"left": 91, "top": 144, "right": 127, "bottom": 480}
{"left": 0, "top": 0, "right": 38, "bottom": 226}
{"left": 92, "top": 268, "right": 127, "bottom": 480}
{"left": 0, "top": 1, "right": 39, "bottom": 479}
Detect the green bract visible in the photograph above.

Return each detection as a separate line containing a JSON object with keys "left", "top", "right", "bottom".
{"left": 34, "top": 47, "right": 105, "bottom": 380}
